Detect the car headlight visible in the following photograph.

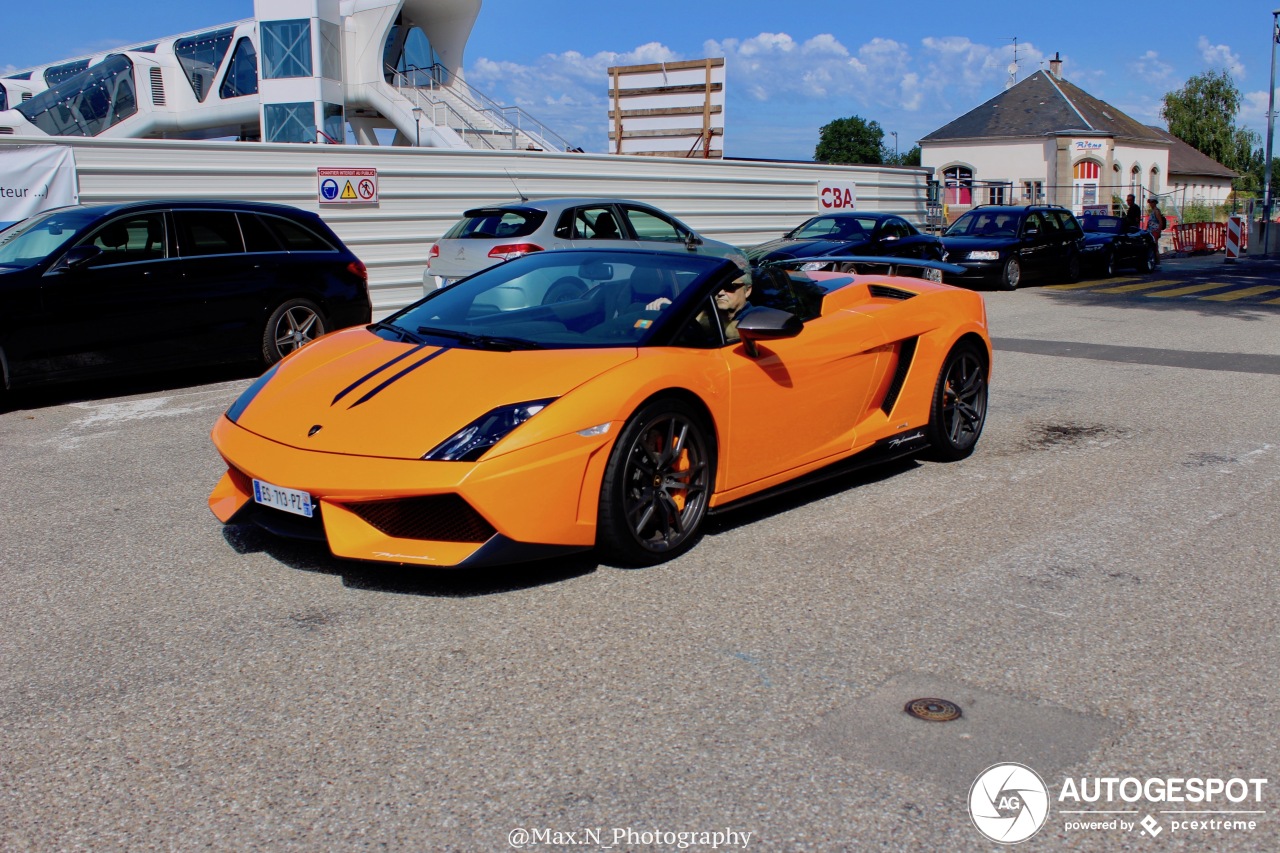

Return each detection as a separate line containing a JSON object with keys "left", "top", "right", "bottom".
{"left": 424, "top": 398, "right": 556, "bottom": 461}
{"left": 799, "top": 261, "right": 829, "bottom": 271}
{"left": 966, "top": 250, "right": 1000, "bottom": 261}
{"left": 225, "top": 363, "right": 280, "bottom": 423}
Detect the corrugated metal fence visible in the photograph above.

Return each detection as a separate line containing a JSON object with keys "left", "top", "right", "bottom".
{"left": 0, "top": 136, "right": 928, "bottom": 315}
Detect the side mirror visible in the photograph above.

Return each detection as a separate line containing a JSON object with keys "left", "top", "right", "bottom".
{"left": 685, "top": 232, "right": 703, "bottom": 251}
{"left": 1024, "top": 227, "right": 1039, "bottom": 238}
{"left": 579, "top": 261, "right": 613, "bottom": 280}
{"left": 881, "top": 234, "right": 899, "bottom": 242}
{"left": 51, "top": 245, "right": 102, "bottom": 272}
{"left": 736, "top": 306, "right": 802, "bottom": 357}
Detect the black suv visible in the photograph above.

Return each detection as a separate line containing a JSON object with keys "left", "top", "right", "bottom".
{"left": 0, "top": 200, "right": 371, "bottom": 391}
{"left": 940, "top": 205, "right": 1086, "bottom": 290}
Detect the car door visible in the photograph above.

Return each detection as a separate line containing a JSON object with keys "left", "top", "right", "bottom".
{"left": 34, "top": 211, "right": 189, "bottom": 376}
{"left": 171, "top": 208, "right": 280, "bottom": 359}
{"left": 712, "top": 290, "right": 889, "bottom": 490}
{"left": 1018, "top": 212, "right": 1053, "bottom": 278}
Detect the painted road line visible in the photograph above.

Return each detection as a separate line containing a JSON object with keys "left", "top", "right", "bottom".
{"left": 1200, "top": 286, "right": 1280, "bottom": 302}
{"left": 1262, "top": 296, "right": 1280, "bottom": 305}
{"left": 1093, "top": 279, "right": 1179, "bottom": 294}
{"left": 1043, "top": 280, "right": 1114, "bottom": 290}
{"left": 1144, "top": 282, "right": 1235, "bottom": 298}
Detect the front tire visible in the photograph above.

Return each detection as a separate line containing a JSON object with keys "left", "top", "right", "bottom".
{"left": 1062, "top": 251, "right": 1082, "bottom": 283}
{"left": 998, "top": 257, "right": 1021, "bottom": 290}
{"left": 263, "top": 298, "right": 326, "bottom": 365}
{"left": 597, "top": 398, "right": 714, "bottom": 566}
{"left": 924, "top": 342, "right": 988, "bottom": 461}
{"left": 1102, "top": 250, "right": 1116, "bottom": 277}
{"left": 1137, "top": 244, "right": 1156, "bottom": 273}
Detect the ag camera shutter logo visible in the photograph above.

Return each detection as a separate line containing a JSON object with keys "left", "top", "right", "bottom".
{"left": 969, "top": 763, "right": 1050, "bottom": 844}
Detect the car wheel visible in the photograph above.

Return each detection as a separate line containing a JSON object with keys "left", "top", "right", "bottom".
{"left": 542, "top": 276, "right": 587, "bottom": 304}
{"left": 1102, "top": 250, "right": 1116, "bottom": 277}
{"left": 263, "top": 298, "right": 326, "bottom": 365}
{"left": 922, "top": 266, "right": 944, "bottom": 283}
{"left": 1063, "top": 251, "right": 1082, "bottom": 283}
{"left": 924, "top": 342, "right": 988, "bottom": 462}
{"left": 998, "top": 257, "right": 1021, "bottom": 290}
{"left": 596, "top": 398, "right": 714, "bottom": 566}
{"left": 1138, "top": 245, "right": 1156, "bottom": 273}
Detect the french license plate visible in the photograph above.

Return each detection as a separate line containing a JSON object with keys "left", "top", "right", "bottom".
{"left": 252, "top": 478, "right": 314, "bottom": 518}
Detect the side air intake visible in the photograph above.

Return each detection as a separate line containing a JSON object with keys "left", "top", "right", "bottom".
{"left": 868, "top": 284, "right": 917, "bottom": 300}
{"left": 880, "top": 336, "right": 919, "bottom": 415}
{"left": 346, "top": 494, "right": 496, "bottom": 543}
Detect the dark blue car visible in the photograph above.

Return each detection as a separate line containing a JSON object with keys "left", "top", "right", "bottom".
{"left": 747, "top": 212, "right": 945, "bottom": 280}
{"left": 1079, "top": 214, "right": 1158, "bottom": 275}
{"left": 0, "top": 200, "right": 370, "bottom": 391}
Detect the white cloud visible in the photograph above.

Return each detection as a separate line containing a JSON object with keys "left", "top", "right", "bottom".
{"left": 1130, "top": 50, "right": 1174, "bottom": 84}
{"left": 1198, "top": 36, "right": 1244, "bottom": 78}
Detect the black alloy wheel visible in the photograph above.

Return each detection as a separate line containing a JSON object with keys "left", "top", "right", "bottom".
{"left": 1138, "top": 245, "right": 1156, "bottom": 273}
{"left": 1102, "top": 250, "right": 1116, "bottom": 277}
{"left": 597, "top": 399, "right": 714, "bottom": 566}
{"left": 999, "top": 256, "right": 1021, "bottom": 291}
{"left": 263, "top": 298, "right": 327, "bottom": 365}
{"left": 925, "top": 343, "right": 988, "bottom": 461}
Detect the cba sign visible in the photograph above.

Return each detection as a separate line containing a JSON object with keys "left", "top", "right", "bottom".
{"left": 817, "top": 180, "right": 857, "bottom": 211}
{"left": 969, "top": 763, "right": 1050, "bottom": 844}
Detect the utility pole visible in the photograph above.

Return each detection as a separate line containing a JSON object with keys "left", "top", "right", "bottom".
{"left": 1263, "top": 10, "right": 1279, "bottom": 256}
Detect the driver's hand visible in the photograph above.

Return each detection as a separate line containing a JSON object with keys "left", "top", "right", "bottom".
{"left": 646, "top": 297, "right": 671, "bottom": 311}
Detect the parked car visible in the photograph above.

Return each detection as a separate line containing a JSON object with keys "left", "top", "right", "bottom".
{"left": 1080, "top": 213, "right": 1158, "bottom": 275}
{"left": 213, "top": 248, "right": 990, "bottom": 569}
{"left": 746, "top": 212, "right": 945, "bottom": 280}
{"left": 940, "top": 204, "right": 1086, "bottom": 290}
{"left": 423, "top": 197, "right": 747, "bottom": 292}
{"left": 0, "top": 200, "right": 370, "bottom": 392}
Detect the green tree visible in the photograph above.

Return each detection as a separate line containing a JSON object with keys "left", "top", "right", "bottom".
{"left": 884, "top": 144, "right": 922, "bottom": 167}
{"left": 1161, "top": 70, "right": 1245, "bottom": 171}
{"left": 814, "top": 115, "right": 885, "bottom": 164}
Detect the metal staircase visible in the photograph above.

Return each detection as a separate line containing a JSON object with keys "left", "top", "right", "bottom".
{"left": 390, "top": 64, "right": 575, "bottom": 152}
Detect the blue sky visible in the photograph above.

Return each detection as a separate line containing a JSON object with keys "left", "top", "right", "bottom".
{"left": 2, "top": 1, "right": 1275, "bottom": 160}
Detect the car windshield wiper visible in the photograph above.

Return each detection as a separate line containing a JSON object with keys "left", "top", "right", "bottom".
{"left": 369, "top": 320, "right": 424, "bottom": 344}
{"left": 416, "top": 326, "right": 544, "bottom": 351}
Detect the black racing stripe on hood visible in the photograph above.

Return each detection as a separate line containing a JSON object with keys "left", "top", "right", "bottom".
{"left": 347, "top": 347, "right": 452, "bottom": 409}
{"left": 332, "top": 343, "right": 430, "bottom": 406}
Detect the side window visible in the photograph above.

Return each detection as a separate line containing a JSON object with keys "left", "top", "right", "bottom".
{"left": 1022, "top": 212, "right": 1044, "bottom": 236}
{"left": 1040, "top": 211, "right": 1062, "bottom": 233}
{"left": 622, "top": 206, "right": 685, "bottom": 243}
{"left": 81, "top": 213, "right": 167, "bottom": 265}
{"left": 880, "top": 219, "right": 910, "bottom": 240}
{"left": 238, "top": 213, "right": 282, "bottom": 253}
{"left": 670, "top": 294, "right": 723, "bottom": 349}
{"left": 1055, "top": 212, "right": 1082, "bottom": 235}
{"left": 263, "top": 216, "right": 334, "bottom": 251}
{"left": 174, "top": 210, "right": 245, "bottom": 257}
{"left": 571, "top": 206, "right": 623, "bottom": 240}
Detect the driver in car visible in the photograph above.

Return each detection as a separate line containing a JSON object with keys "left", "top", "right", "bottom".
{"left": 647, "top": 272, "right": 753, "bottom": 343}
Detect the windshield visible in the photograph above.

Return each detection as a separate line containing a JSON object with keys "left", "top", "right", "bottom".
{"left": 0, "top": 207, "right": 100, "bottom": 269}
{"left": 944, "top": 211, "right": 1020, "bottom": 238}
{"left": 383, "top": 250, "right": 732, "bottom": 349}
{"left": 790, "top": 214, "right": 881, "bottom": 241}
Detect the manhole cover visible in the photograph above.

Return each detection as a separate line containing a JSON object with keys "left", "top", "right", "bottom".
{"left": 904, "top": 697, "right": 962, "bottom": 722}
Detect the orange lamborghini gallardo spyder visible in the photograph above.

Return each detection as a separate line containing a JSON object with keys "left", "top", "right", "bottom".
{"left": 209, "top": 249, "right": 989, "bottom": 568}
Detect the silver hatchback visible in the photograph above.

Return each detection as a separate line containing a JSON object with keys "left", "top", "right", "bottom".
{"left": 424, "top": 197, "right": 746, "bottom": 292}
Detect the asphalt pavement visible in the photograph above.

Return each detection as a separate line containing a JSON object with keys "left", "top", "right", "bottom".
{"left": 1, "top": 278, "right": 1278, "bottom": 851}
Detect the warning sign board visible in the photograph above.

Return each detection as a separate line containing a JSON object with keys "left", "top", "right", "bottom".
{"left": 318, "top": 168, "right": 378, "bottom": 205}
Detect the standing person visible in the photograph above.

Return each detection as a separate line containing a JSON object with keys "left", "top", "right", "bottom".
{"left": 1146, "top": 198, "right": 1166, "bottom": 267}
{"left": 1124, "top": 194, "right": 1141, "bottom": 229}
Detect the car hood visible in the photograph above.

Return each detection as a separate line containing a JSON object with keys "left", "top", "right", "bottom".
{"left": 231, "top": 327, "right": 637, "bottom": 460}
{"left": 747, "top": 236, "right": 867, "bottom": 261}
{"left": 1082, "top": 232, "right": 1115, "bottom": 246}
{"left": 940, "top": 235, "right": 1020, "bottom": 255}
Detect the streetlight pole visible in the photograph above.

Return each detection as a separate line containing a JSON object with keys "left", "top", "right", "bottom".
{"left": 1262, "top": 10, "right": 1279, "bottom": 256}
{"left": 891, "top": 131, "right": 899, "bottom": 163}
{"left": 412, "top": 105, "right": 423, "bottom": 148}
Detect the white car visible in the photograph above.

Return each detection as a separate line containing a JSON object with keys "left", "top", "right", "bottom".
{"left": 424, "top": 197, "right": 746, "bottom": 293}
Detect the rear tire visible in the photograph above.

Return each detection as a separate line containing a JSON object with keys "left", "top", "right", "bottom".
{"left": 263, "top": 298, "right": 326, "bottom": 365}
{"left": 1063, "top": 251, "right": 1082, "bottom": 283}
{"left": 924, "top": 342, "right": 988, "bottom": 461}
{"left": 596, "top": 398, "right": 714, "bottom": 566}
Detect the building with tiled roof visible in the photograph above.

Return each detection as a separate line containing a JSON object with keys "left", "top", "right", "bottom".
{"left": 918, "top": 54, "right": 1231, "bottom": 216}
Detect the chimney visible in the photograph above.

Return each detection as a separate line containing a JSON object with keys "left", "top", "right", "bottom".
{"left": 1049, "top": 52, "right": 1063, "bottom": 79}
